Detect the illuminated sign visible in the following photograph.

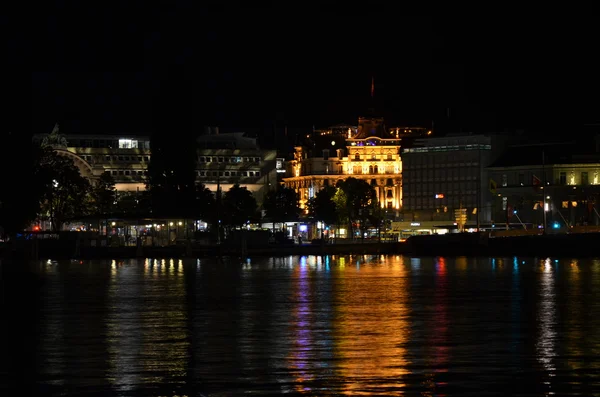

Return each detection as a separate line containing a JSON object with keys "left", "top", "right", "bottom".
{"left": 410, "top": 222, "right": 420, "bottom": 226}
{"left": 435, "top": 194, "right": 444, "bottom": 199}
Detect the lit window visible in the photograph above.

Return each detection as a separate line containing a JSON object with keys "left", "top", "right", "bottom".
{"left": 118, "top": 139, "right": 138, "bottom": 149}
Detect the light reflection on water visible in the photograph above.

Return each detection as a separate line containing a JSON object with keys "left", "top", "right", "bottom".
{"left": 5, "top": 255, "right": 600, "bottom": 395}
{"left": 536, "top": 258, "right": 557, "bottom": 394}
{"left": 334, "top": 255, "right": 410, "bottom": 395}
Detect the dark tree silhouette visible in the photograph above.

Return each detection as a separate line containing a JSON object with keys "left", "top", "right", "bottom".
{"left": 307, "top": 185, "right": 339, "bottom": 226}
{"left": 91, "top": 172, "right": 116, "bottom": 216}
{"left": 221, "top": 184, "right": 257, "bottom": 230}
{"left": 195, "top": 183, "right": 215, "bottom": 222}
{"left": 336, "top": 177, "right": 377, "bottom": 238}
{"left": 38, "top": 149, "right": 91, "bottom": 231}
{"left": 263, "top": 184, "right": 299, "bottom": 227}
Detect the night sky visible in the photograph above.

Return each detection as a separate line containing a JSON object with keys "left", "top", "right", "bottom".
{"left": 28, "top": 6, "right": 599, "bottom": 139}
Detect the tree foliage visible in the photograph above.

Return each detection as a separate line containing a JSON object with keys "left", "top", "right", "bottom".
{"left": 221, "top": 184, "right": 257, "bottom": 228}
{"left": 307, "top": 185, "right": 338, "bottom": 226}
{"left": 195, "top": 183, "right": 215, "bottom": 221}
{"left": 263, "top": 184, "right": 299, "bottom": 224}
{"left": 332, "top": 188, "right": 349, "bottom": 226}
{"left": 38, "top": 148, "right": 91, "bottom": 231}
{"left": 91, "top": 172, "right": 116, "bottom": 216}
{"left": 336, "top": 177, "right": 378, "bottom": 237}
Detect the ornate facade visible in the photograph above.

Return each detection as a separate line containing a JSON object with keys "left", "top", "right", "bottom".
{"left": 283, "top": 116, "right": 409, "bottom": 214}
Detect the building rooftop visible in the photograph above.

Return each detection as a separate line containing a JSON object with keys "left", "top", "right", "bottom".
{"left": 196, "top": 132, "right": 260, "bottom": 150}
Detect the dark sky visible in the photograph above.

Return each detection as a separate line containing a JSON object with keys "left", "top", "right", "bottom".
{"left": 29, "top": 6, "right": 599, "bottom": 137}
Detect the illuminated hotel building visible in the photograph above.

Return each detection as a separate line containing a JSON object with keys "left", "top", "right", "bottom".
{"left": 33, "top": 128, "right": 151, "bottom": 192}
{"left": 283, "top": 115, "right": 428, "bottom": 214}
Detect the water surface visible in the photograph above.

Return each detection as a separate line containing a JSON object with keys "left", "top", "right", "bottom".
{"left": 2, "top": 255, "right": 600, "bottom": 396}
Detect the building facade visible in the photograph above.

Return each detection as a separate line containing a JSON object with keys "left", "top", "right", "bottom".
{"left": 399, "top": 134, "right": 510, "bottom": 232}
{"left": 488, "top": 146, "right": 600, "bottom": 229}
{"left": 196, "top": 131, "right": 278, "bottom": 206}
{"left": 35, "top": 127, "right": 278, "bottom": 205}
{"left": 283, "top": 115, "right": 426, "bottom": 215}
{"left": 33, "top": 130, "right": 152, "bottom": 192}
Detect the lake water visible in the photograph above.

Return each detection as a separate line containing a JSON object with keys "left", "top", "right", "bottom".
{"left": 2, "top": 255, "right": 600, "bottom": 396}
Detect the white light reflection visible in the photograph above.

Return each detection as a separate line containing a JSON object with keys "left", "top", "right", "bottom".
{"left": 107, "top": 260, "right": 142, "bottom": 392}
{"left": 410, "top": 257, "right": 421, "bottom": 274}
{"left": 536, "top": 258, "right": 557, "bottom": 385}
{"left": 38, "top": 260, "right": 65, "bottom": 388}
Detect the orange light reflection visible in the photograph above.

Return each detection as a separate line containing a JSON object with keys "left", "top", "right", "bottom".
{"left": 334, "top": 255, "right": 410, "bottom": 395}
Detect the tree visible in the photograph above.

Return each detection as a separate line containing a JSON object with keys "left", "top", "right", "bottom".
{"left": 91, "top": 172, "right": 116, "bottom": 216}
{"left": 366, "top": 201, "right": 386, "bottom": 241}
{"left": 38, "top": 149, "right": 91, "bottom": 231}
{"left": 336, "top": 177, "right": 377, "bottom": 239}
{"left": 307, "top": 185, "right": 338, "bottom": 226}
{"left": 263, "top": 184, "right": 299, "bottom": 228}
{"left": 221, "top": 184, "right": 257, "bottom": 230}
{"left": 115, "top": 191, "right": 138, "bottom": 216}
{"left": 195, "top": 183, "right": 215, "bottom": 222}
{"left": 332, "top": 188, "right": 350, "bottom": 236}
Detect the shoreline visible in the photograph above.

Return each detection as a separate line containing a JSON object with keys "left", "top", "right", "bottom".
{"left": 1, "top": 241, "right": 406, "bottom": 260}
{"left": 4, "top": 232, "right": 600, "bottom": 260}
